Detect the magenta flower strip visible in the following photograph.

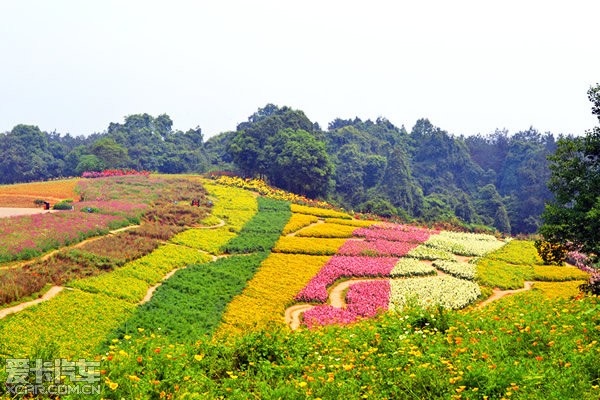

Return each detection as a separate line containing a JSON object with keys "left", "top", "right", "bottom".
{"left": 353, "top": 224, "right": 435, "bottom": 243}
{"left": 295, "top": 256, "right": 397, "bottom": 302}
{"left": 302, "top": 280, "right": 390, "bottom": 328}
{"left": 338, "top": 239, "right": 420, "bottom": 257}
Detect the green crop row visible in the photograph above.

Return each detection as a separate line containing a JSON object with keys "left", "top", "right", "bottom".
{"left": 221, "top": 198, "right": 291, "bottom": 254}
{"left": 109, "top": 253, "right": 270, "bottom": 343}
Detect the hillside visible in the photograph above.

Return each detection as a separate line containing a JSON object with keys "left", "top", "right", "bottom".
{"left": 0, "top": 175, "right": 598, "bottom": 399}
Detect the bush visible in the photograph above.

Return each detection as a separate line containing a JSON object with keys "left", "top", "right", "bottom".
{"left": 534, "top": 240, "right": 567, "bottom": 265}
{"left": 52, "top": 200, "right": 73, "bottom": 210}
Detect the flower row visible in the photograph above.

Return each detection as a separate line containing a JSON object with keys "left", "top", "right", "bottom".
{"left": 212, "top": 176, "right": 332, "bottom": 208}
{"left": 282, "top": 213, "right": 319, "bottom": 235}
{"left": 338, "top": 239, "right": 419, "bottom": 257}
{"left": 81, "top": 169, "right": 151, "bottom": 178}
{"left": 424, "top": 231, "right": 506, "bottom": 257}
{"left": 390, "top": 258, "right": 437, "bottom": 277}
{"left": 296, "top": 222, "right": 357, "bottom": 238}
{"left": 291, "top": 204, "right": 353, "bottom": 220}
{"left": 388, "top": 275, "right": 481, "bottom": 311}
{"left": 433, "top": 260, "right": 477, "bottom": 280}
{"left": 215, "top": 253, "right": 331, "bottom": 336}
{"left": 353, "top": 224, "right": 435, "bottom": 243}
{"left": 295, "top": 256, "right": 398, "bottom": 302}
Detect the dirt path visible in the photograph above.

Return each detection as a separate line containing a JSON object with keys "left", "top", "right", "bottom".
{"left": 477, "top": 281, "right": 534, "bottom": 308}
{"left": 0, "top": 207, "right": 57, "bottom": 218}
{"left": 287, "top": 219, "right": 324, "bottom": 237}
{"left": 0, "top": 286, "right": 64, "bottom": 320}
{"left": 284, "top": 304, "right": 315, "bottom": 330}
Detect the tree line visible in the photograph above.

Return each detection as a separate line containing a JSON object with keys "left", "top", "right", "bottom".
{"left": 0, "top": 105, "right": 565, "bottom": 234}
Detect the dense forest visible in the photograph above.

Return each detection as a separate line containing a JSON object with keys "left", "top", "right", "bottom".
{"left": 0, "top": 107, "right": 562, "bottom": 234}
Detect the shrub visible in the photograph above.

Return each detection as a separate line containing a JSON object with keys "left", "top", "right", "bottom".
{"left": 534, "top": 240, "right": 567, "bottom": 265}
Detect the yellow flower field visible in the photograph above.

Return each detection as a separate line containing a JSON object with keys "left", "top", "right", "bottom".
{"left": 0, "top": 290, "right": 134, "bottom": 358}
{"left": 0, "top": 178, "right": 80, "bottom": 207}
{"left": 295, "top": 222, "right": 358, "bottom": 238}
{"left": 290, "top": 204, "right": 352, "bottom": 219}
{"left": 170, "top": 227, "right": 236, "bottom": 254}
{"left": 273, "top": 236, "right": 348, "bottom": 255}
{"left": 215, "top": 253, "right": 331, "bottom": 337}
{"left": 282, "top": 213, "right": 319, "bottom": 235}
{"left": 324, "top": 218, "right": 379, "bottom": 227}
{"left": 533, "top": 265, "right": 590, "bottom": 281}
{"left": 203, "top": 182, "right": 258, "bottom": 232}
{"left": 532, "top": 280, "right": 588, "bottom": 299}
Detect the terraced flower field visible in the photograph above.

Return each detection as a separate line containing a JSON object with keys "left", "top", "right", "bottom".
{"left": 0, "top": 176, "right": 597, "bottom": 399}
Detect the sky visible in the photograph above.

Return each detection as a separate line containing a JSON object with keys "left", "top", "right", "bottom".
{"left": 1, "top": 0, "right": 599, "bottom": 139}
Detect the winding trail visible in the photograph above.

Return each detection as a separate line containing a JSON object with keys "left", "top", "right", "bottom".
{"left": 286, "top": 219, "right": 324, "bottom": 237}
{"left": 477, "top": 281, "right": 535, "bottom": 308}
{"left": 0, "top": 286, "right": 65, "bottom": 320}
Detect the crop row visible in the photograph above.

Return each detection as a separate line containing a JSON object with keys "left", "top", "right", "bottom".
{"left": 215, "top": 253, "right": 331, "bottom": 337}
{"left": 282, "top": 213, "right": 319, "bottom": 235}
{"left": 423, "top": 231, "right": 506, "bottom": 257}
{"left": 337, "top": 239, "right": 419, "bottom": 257}
{"left": 221, "top": 197, "right": 291, "bottom": 253}
{"left": 433, "top": 260, "right": 477, "bottom": 280}
{"left": 353, "top": 223, "right": 435, "bottom": 243}
{"left": 295, "top": 222, "right": 357, "bottom": 238}
{"left": 212, "top": 175, "right": 332, "bottom": 208}
{"left": 388, "top": 275, "right": 482, "bottom": 311}
{"left": 68, "top": 244, "right": 213, "bottom": 303}
{"left": 111, "top": 253, "right": 270, "bottom": 342}
{"left": 390, "top": 258, "right": 436, "bottom": 277}
{"left": 290, "top": 204, "right": 352, "bottom": 219}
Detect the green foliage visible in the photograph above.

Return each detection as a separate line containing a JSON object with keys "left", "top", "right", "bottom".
{"left": 221, "top": 197, "right": 291, "bottom": 254}
{"left": 52, "top": 200, "right": 73, "bottom": 210}
{"left": 57, "top": 292, "right": 600, "bottom": 399}
{"left": 111, "top": 253, "right": 270, "bottom": 342}
{"left": 534, "top": 239, "right": 567, "bottom": 265}
{"left": 540, "top": 126, "right": 600, "bottom": 253}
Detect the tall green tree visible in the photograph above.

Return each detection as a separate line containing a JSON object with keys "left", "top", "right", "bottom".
{"left": 540, "top": 83, "right": 600, "bottom": 253}
{"left": 268, "top": 129, "right": 333, "bottom": 198}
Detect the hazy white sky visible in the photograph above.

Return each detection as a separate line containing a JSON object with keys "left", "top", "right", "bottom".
{"left": 1, "top": 0, "right": 598, "bottom": 138}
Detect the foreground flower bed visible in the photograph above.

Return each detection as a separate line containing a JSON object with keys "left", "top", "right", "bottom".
{"left": 295, "top": 256, "right": 398, "bottom": 302}
{"left": 37, "top": 289, "right": 599, "bottom": 400}
{"left": 389, "top": 275, "right": 481, "bottom": 311}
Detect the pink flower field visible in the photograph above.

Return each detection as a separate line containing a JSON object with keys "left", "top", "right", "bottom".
{"left": 295, "top": 256, "right": 397, "bottom": 302}
{"left": 302, "top": 280, "right": 390, "bottom": 328}
{"left": 338, "top": 239, "right": 420, "bottom": 257}
{"left": 353, "top": 224, "right": 435, "bottom": 243}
